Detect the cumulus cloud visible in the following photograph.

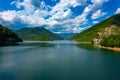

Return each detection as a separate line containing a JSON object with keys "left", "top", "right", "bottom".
{"left": 0, "top": 10, "right": 16, "bottom": 23}
{"left": 91, "top": 10, "right": 107, "bottom": 19}
{"left": 74, "top": 0, "right": 108, "bottom": 27}
{"left": 82, "top": 0, "right": 108, "bottom": 16}
{"left": 115, "top": 8, "right": 120, "bottom": 14}
{"left": 0, "top": 0, "right": 109, "bottom": 33}
{"left": 91, "top": 0, "right": 108, "bottom": 12}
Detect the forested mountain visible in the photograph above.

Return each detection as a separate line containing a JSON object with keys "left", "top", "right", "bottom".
{"left": 0, "top": 24, "right": 22, "bottom": 43}
{"left": 16, "top": 27, "right": 63, "bottom": 41}
{"left": 71, "top": 13, "right": 120, "bottom": 47}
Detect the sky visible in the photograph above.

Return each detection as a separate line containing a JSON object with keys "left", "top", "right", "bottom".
{"left": 0, "top": 0, "right": 120, "bottom": 33}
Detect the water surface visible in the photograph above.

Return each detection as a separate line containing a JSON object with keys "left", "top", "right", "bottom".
{"left": 0, "top": 41, "right": 120, "bottom": 80}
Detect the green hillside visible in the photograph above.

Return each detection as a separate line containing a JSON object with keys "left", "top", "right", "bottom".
{"left": 100, "top": 34, "right": 120, "bottom": 47}
{"left": 16, "top": 27, "right": 63, "bottom": 41}
{"left": 0, "top": 24, "right": 22, "bottom": 43}
{"left": 71, "top": 13, "right": 120, "bottom": 42}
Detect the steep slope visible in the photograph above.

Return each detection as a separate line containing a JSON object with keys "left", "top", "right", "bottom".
{"left": 71, "top": 13, "right": 120, "bottom": 42}
{"left": 16, "top": 27, "right": 63, "bottom": 41}
{"left": 0, "top": 24, "right": 22, "bottom": 43}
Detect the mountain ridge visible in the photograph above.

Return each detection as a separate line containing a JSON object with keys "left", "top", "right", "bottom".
{"left": 71, "top": 13, "right": 120, "bottom": 42}
{"left": 71, "top": 13, "right": 120, "bottom": 48}
{"left": 16, "top": 27, "right": 63, "bottom": 41}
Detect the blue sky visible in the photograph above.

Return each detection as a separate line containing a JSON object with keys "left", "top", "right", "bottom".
{"left": 0, "top": 0, "right": 120, "bottom": 33}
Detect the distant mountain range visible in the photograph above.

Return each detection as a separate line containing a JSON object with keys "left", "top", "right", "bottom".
{"left": 0, "top": 24, "right": 22, "bottom": 43}
{"left": 58, "top": 33, "right": 77, "bottom": 39}
{"left": 16, "top": 27, "right": 63, "bottom": 41}
{"left": 71, "top": 13, "right": 120, "bottom": 48}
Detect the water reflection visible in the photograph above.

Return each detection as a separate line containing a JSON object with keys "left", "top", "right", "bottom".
{"left": 0, "top": 53, "right": 15, "bottom": 68}
{"left": 76, "top": 43, "right": 120, "bottom": 53}
{"left": 0, "top": 41, "right": 120, "bottom": 80}
{"left": 0, "top": 43, "right": 19, "bottom": 47}
{"left": 20, "top": 42, "right": 54, "bottom": 47}
{"left": 76, "top": 43, "right": 100, "bottom": 51}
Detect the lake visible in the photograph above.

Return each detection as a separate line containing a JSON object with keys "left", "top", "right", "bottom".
{"left": 0, "top": 40, "right": 120, "bottom": 80}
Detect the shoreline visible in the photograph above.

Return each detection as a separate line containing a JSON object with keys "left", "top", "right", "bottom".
{"left": 79, "top": 42, "right": 91, "bottom": 44}
{"left": 100, "top": 46, "right": 120, "bottom": 52}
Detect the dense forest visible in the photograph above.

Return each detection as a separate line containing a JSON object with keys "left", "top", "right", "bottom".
{"left": 100, "top": 34, "right": 120, "bottom": 48}
{"left": 16, "top": 27, "right": 63, "bottom": 41}
{"left": 0, "top": 24, "right": 22, "bottom": 43}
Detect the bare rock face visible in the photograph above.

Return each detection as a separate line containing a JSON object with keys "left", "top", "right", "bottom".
{"left": 92, "top": 38, "right": 102, "bottom": 47}
{"left": 103, "top": 25, "right": 118, "bottom": 36}
{"left": 92, "top": 25, "right": 120, "bottom": 47}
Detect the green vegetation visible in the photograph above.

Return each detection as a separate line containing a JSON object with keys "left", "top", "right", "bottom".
{"left": 0, "top": 24, "right": 22, "bottom": 43}
{"left": 16, "top": 27, "right": 63, "bottom": 41}
{"left": 71, "top": 13, "right": 120, "bottom": 42}
{"left": 100, "top": 34, "right": 120, "bottom": 48}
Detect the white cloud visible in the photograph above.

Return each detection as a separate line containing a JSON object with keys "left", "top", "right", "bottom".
{"left": 72, "top": 27, "right": 85, "bottom": 33}
{"left": 74, "top": 14, "right": 88, "bottom": 26}
{"left": 70, "top": 0, "right": 87, "bottom": 7}
{"left": 0, "top": 10, "right": 16, "bottom": 23}
{"left": 91, "top": 10, "right": 107, "bottom": 19}
{"left": 50, "top": 9, "right": 72, "bottom": 21}
{"left": 50, "top": 0, "right": 87, "bottom": 16}
{"left": 0, "top": 0, "right": 109, "bottom": 33}
{"left": 83, "top": 0, "right": 108, "bottom": 14}
{"left": 77, "top": 0, "right": 108, "bottom": 25}
{"left": 64, "top": 27, "right": 84, "bottom": 33}
{"left": 115, "top": 8, "right": 120, "bottom": 14}
{"left": 91, "top": 0, "right": 108, "bottom": 10}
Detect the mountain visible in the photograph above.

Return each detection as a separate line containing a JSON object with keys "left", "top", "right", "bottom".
{"left": 16, "top": 27, "right": 63, "bottom": 41}
{"left": 71, "top": 13, "right": 120, "bottom": 47}
{"left": 71, "top": 14, "right": 120, "bottom": 42}
{"left": 0, "top": 24, "right": 22, "bottom": 43}
{"left": 58, "top": 33, "right": 78, "bottom": 39}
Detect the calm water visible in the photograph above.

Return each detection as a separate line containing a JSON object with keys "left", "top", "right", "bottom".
{"left": 0, "top": 41, "right": 120, "bottom": 80}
